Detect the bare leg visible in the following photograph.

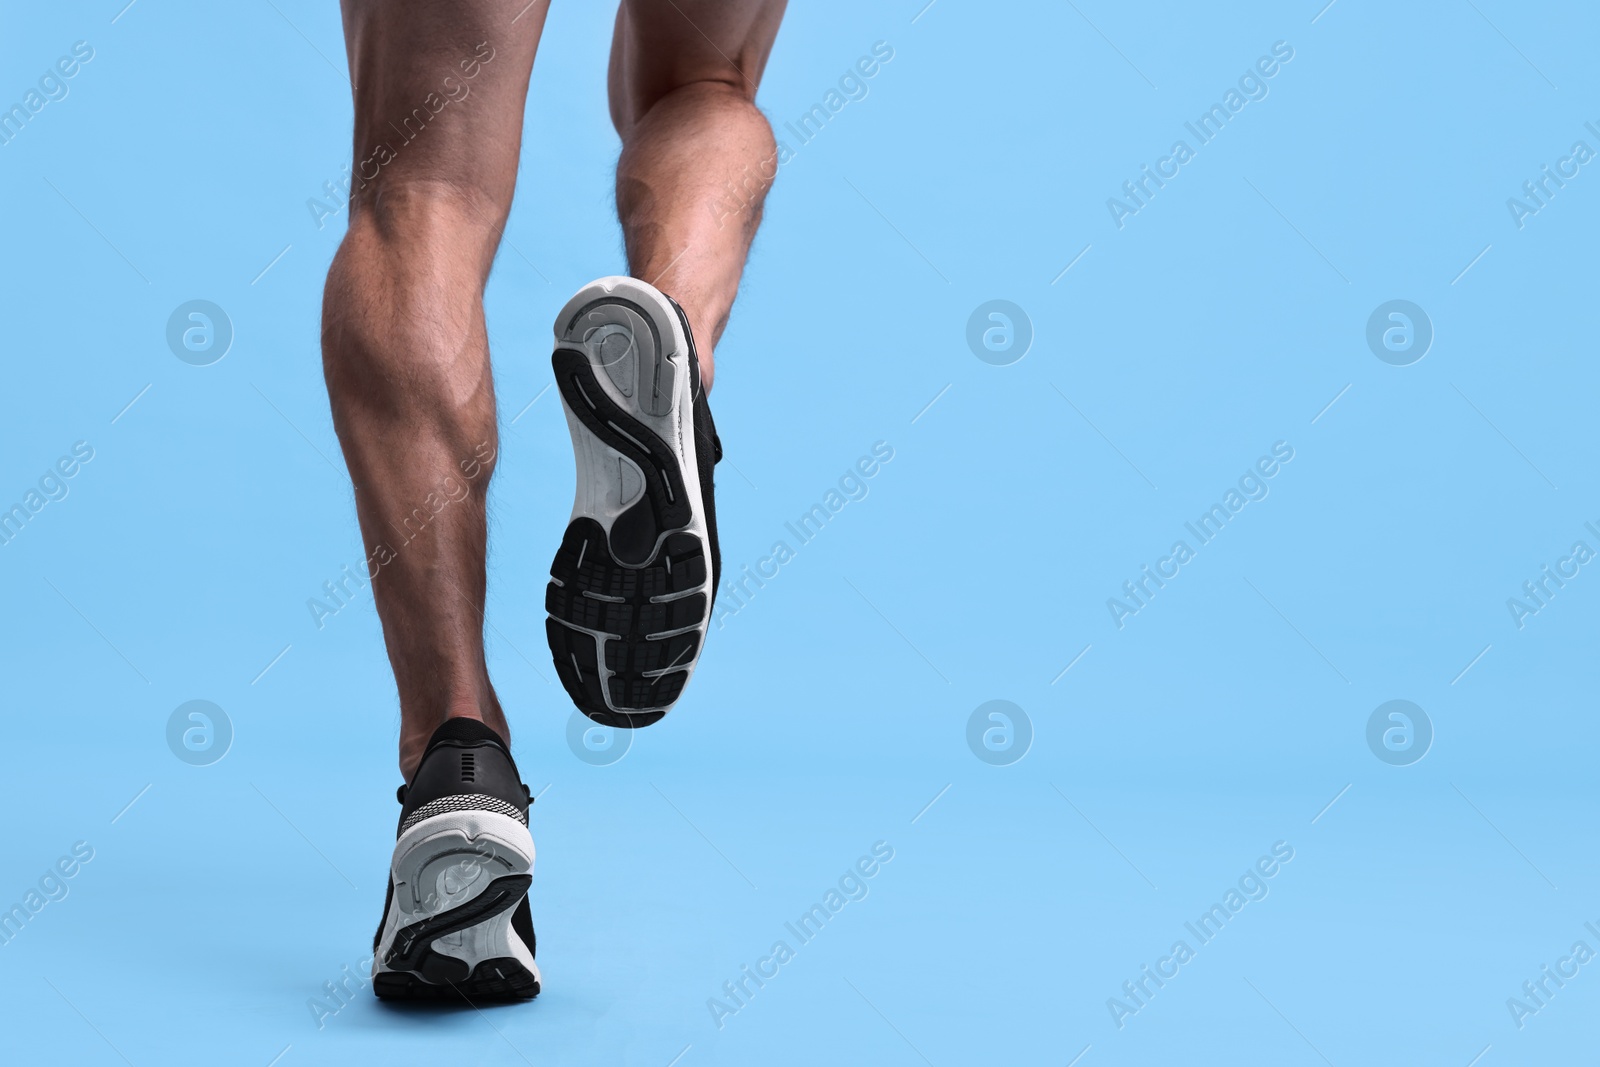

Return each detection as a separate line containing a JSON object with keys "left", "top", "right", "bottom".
{"left": 609, "top": 0, "right": 788, "bottom": 392}
{"left": 322, "top": 0, "right": 548, "bottom": 779}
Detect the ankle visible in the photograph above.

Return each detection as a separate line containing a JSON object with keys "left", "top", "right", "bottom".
{"left": 398, "top": 698, "right": 509, "bottom": 782}
{"left": 643, "top": 281, "right": 720, "bottom": 391}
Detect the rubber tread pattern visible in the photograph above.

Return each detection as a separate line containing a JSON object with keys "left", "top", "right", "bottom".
{"left": 548, "top": 292, "right": 720, "bottom": 728}
{"left": 553, "top": 347, "right": 692, "bottom": 563}
{"left": 372, "top": 956, "right": 540, "bottom": 1001}
{"left": 547, "top": 520, "right": 705, "bottom": 727}
{"left": 381, "top": 873, "right": 532, "bottom": 987}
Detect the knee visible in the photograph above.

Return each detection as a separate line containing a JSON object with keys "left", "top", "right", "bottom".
{"left": 349, "top": 178, "right": 506, "bottom": 278}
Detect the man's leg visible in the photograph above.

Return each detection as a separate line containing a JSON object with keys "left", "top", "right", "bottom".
{"left": 322, "top": 0, "right": 547, "bottom": 780}
{"left": 538, "top": 2, "right": 784, "bottom": 724}
{"left": 609, "top": 0, "right": 788, "bottom": 392}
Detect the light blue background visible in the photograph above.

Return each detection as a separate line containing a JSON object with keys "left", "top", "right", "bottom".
{"left": 2, "top": 0, "right": 1597, "bottom": 1064}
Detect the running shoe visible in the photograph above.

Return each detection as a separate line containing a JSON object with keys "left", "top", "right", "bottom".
{"left": 545, "top": 276, "right": 722, "bottom": 728}
{"left": 372, "top": 718, "right": 539, "bottom": 1000}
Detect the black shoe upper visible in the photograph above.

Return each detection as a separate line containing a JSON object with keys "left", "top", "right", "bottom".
{"left": 395, "top": 717, "right": 530, "bottom": 839}
{"left": 667, "top": 295, "right": 723, "bottom": 609}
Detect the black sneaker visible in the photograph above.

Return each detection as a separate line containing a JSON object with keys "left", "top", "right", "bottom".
{"left": 546, "top": 276, "right": 722, "bottom": 728}
{"left": 372, "top": 718, "right": 540, "bottom": 1000}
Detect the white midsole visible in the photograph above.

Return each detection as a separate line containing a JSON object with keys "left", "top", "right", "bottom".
{"left": 373, "top": 809, "right": 537, "bottom": 980}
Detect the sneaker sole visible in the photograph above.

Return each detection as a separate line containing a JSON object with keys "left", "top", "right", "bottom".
{"left": 373, "top": 810, "right": 539, "bottom": 1001}
{"left": 546, "top": 276, "right": 713, "bottom": 728}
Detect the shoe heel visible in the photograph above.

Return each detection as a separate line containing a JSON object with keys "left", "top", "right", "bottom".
{"left": 377, "top": 811, "right": 534, "bottom": 985}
